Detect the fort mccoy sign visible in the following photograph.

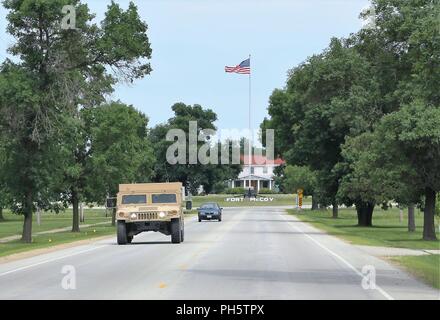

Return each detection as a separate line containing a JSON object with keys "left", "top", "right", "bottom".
{"left": 225, "top": 197, "right": 275, "bottom": 202}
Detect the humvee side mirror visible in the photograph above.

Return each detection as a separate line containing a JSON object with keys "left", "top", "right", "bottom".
{"left": 106, "top": 197, "right": 117, "bottom": 209}
{"left": 186, "top": 201, "right": 192, "bottom": 210}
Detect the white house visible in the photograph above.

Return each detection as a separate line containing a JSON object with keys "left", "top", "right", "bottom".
{"left": 229, "top": 155, "right": 285, "bottom": 192}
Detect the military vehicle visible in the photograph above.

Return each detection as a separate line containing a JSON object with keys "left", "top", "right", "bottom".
{"left": 244, "top": 187, "right": 258, "bottom": 199}
{"left": 115, "top": 182, "right": 191, "bottom": 244}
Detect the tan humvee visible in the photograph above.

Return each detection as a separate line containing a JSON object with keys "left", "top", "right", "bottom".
{"left": 116, "top": 182, "right": 191, "bottom": 244}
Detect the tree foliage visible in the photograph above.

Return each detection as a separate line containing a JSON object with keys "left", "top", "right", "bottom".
{"left": 83, "top": 102, "right": 155, "bottom": 203}
{"left": 283, "top": 166, "right": 317, "bottom": 196}
{"left": 0, "top": 0, "right": 152, "bottom": 241}
{"left": 265, "top": 38, "right": 381, "bottom": 218}
{"left": 150, "top": 103, "right": 241, "bottom": 195}
{"left": 264, "top": 0, "right": 439, "bottom": 236}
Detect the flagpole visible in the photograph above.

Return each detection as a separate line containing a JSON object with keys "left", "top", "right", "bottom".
{"left": 248, "top": 54, "right": 252, "bottom": 193}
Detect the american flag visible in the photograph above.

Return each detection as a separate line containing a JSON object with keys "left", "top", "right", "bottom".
{"left": 225, "top": 58, "right": 251, "bottom": 74}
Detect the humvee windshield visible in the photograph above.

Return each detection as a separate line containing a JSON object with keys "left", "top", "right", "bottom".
{"left": 152, "top": 194, "right": 177, "bottom": 203}
{"left": 122, "top": 194, "right": 147, "bottom": 204}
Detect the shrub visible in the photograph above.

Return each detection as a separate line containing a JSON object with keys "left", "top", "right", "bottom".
{"left": 258, "top": 188, "right": 277, "bottom": 194}
{"left": 211, "top": 182, "right": 227, "bottom": 194}
{"left": 224, "top": 187, "right": 245, "bottom": 195}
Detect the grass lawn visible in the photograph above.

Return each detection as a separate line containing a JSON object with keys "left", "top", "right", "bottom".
{"left": 192, "top": 193, "right": 309, "bottom": 207}
{"left": 0, "top": 209, "right": 199, "bottom": 259}
{"left": 290, "top": 207, "right": 440, "bottom": 250}
{"left": 391, "top": 255, "right": 440, "bottom": 289}
{"left": 0, "top": 223, "right": 115, "bottom": 258}
{"left": 0, "top": 208, "right": 111, "bottom": 239}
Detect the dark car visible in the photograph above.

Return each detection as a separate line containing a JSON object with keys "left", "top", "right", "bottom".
{"left": 197, "top": 203, "right": 222, "bottom": 222}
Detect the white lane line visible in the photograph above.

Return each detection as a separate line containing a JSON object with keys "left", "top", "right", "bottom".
{"left": 0, "top": 245, "right": 107, "bottom": 277}
{"left": 280, "top": 211, "right": 394, "bottom": 300}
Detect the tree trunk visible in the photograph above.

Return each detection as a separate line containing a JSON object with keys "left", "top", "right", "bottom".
{"left": 80, "top": 202, "right": 84, "bottom": 223}
{"left": 332, "top": 200, "right": 338, "bottom": 218}
{"left": 21, "top": 191, "right": 33, "bottom": 243}
{"left": 311, "top": 196, "right": 319, "bottom": 211}
{"left": 71, "top": 190, "right": 80, "bottom": 232}
{"left": 423, "top": 188, "right": 437, "bottom": 240}
{"left": 112, "top": 208, "right": 116, "bottom": 226}
{"left": 356, "top": 202, "right": 374, "bottom": 227}
{"left": 408, "top": 204, "right": 416, "bottom": 232}
{"left": 0, "top": 207, "right": 4, "bottom": 221}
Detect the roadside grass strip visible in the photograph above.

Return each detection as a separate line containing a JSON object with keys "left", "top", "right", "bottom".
{"left": 391, "top": 255, "right": 440, "bottom": 289}
{"left": 0, "top": 209, "right": 111, "bottom": 240}
{"left": 290, "top": 208, "right": 440, "bottom": 250}
{"left": 0, "top": 223, "right": 115, "bottom": 258}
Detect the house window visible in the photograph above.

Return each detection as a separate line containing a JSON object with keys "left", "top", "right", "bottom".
{"left": 250, "top": 167, "right": 254, "bottom": 174}
{"left": 263, "top": 166, "right": 268, "bottom": 174}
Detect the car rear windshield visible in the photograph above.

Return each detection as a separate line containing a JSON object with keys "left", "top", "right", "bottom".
{"left": 152, "top": 194, "right": 177, "bottom": 203}
{"left": 121, "top": 195, "right": 147, "bottom": 204}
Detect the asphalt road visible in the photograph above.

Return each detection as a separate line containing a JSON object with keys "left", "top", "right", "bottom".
{"left": 0, "top": 207, "right": 438, "bottom": 300}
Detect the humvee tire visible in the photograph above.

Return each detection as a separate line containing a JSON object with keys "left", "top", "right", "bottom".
{"left": 218, "top": 216, "right": 222, "bottom": 222}
{"left": 117, "top": 220, "right": 128, "bottom": 245}
{"left": 181, "top": 220, "right": 185, "bottom": 242}
{"left": 127, "top": 236, "right": 133, "bottom": 243}
{"left": 171, "top": 218, "right": 182, "bottom": 243}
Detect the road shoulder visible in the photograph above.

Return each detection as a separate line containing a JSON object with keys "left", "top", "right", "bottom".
{"left": 0, "top": 235, "right": 114, "bottom": 265}
{"left": 282, "top": 209, "right": 440, "bottom": 299}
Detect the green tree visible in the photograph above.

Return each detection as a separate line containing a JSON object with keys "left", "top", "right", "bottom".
{"left": 337, "top": 0, "right": 440, "bottom": 229}
{"left": 0, "top": 137, "right": 9, "bottom": 221}
{"left": 265, "top": 38, "right": 381, "bottom": 218}
{"left": 357, "top": 0, "right": 440, "bottom": 107}
{"left": 81, "top": 102, "right": 155, "bottom": 226}
{"left": 340, "top": 103, "right": 439, "bottom": 238}
{"left": 0, "top": 0, "right": 152, "bottom": 242}
{"left": 350, "top": 103, "right": 439, "bottom": 239}
{"left": 0, "top": 62, "right": 68, "bottom": 242}
{"left": 338, "top": 131, "right": 421, "bottom": 227}
{"left": 150, "top": 103, "right": 241, "bottom": 194}
{"left": 265, "top": 0, "right": 439, "bottom": 227}
{"left": 283, "top": 165, "right": 318, "bottom": 210}
{"left": 64, "top": 0, "right": 152, "bottom": 232}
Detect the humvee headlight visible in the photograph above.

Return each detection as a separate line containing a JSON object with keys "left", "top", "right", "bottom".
{"left": 159, "top": 211, "right": 166, "bottom": 218}
{"left": 130, "top": 213, "right": 137, "bottom": 220}
{"left": 118, "top": 212, "right": 125, "bottom": 218}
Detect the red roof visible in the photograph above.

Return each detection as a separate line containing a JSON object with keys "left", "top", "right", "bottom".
{"left": 240, "top": 155, "right": 285, "bottom": 165}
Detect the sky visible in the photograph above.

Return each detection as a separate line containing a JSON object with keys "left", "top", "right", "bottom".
{"left": 0, "top": 0, "right": 370, "bottom": 133}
